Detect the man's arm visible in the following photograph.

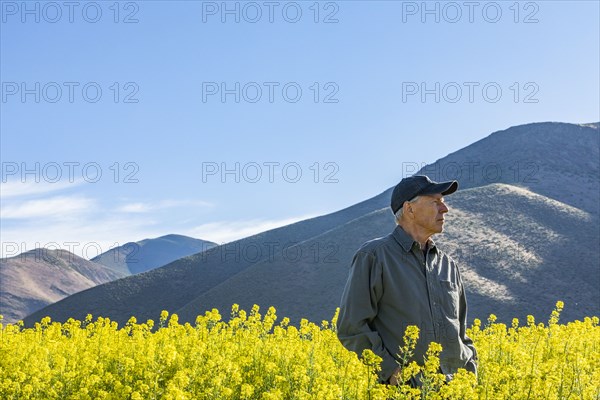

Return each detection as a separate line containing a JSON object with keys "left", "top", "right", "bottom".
{"left": 458, "top": 278, "right": 478, "bottom": 375}
{"left": 336, "top": 251, "right": 398, "bottom": 382}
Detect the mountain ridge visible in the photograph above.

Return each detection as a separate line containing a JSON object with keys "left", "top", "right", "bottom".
{"left": 1, "top": 234, "right": 219, "bottom": 323}
{"left": 0, "top": 249, "right": 127, "bottom": 323}
{"left": 91, "top": 234, "right": 218, "bottom": 275}
{"left": 419, "top": 121, "right": 599, "bottom": 213}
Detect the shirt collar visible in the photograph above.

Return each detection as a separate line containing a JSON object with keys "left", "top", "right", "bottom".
{"left": 392, "top": 225, "right": 437, "bottom": 253}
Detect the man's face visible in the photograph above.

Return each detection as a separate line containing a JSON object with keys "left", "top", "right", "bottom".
{"left": 409, "top": 193, "right": 449, "bottom": 235}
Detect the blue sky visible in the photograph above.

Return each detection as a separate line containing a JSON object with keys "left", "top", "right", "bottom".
{"left": 1, "top": 0, "right": 599, "bottom": 258}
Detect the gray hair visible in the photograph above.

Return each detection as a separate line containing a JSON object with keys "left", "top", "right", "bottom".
{"left": 394, "top": 196, "right": 420, "bottom": 222}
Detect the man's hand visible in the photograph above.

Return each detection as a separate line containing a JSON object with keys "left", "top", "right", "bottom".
{"left": 388, "top": 366, "right": 402, "bottom": 386}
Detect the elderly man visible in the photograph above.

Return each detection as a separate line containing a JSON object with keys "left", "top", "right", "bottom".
{"left": 336, "top": 175, "right": 477, "bottom": 385}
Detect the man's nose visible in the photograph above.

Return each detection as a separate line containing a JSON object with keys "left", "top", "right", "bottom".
{"left": 440, "top": 203, "right": 449, "bottom": 213}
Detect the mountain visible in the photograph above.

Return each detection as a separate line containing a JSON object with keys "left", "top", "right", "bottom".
{"left": 1, "top": 235, "right": 218, "bottom": 323}
{"left": 91, "top": 234, "right": 218, "bottom": 275}
{"left": 417, "top": 122, "right": 599, "bottom": 214}
{"left": 23, "top": 122, "right": 600, "bottom": 326}
{"left": 0, "top": 249, "right": 126, "bottom": 323}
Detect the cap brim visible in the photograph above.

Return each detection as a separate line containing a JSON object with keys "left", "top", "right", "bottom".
{"left": 421, "top": 180, "right": 458, "bottom": 196}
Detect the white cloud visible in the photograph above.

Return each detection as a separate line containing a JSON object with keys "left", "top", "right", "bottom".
{"left": 0, "top": 179, "right": 304, "bottom": 258}
{"left": 0, "top": 179, "right": 84, "bottom": 199}
{"left": 117, "top": 202, "right": 151, "bottom": 213}
{"left": 0, "top": 185, "right": 218, "bottom": 258}
{"left": 0, "top": 216, "right": 165, "bottom": 259}
{"left": 1, "top": 196, "right": 95, "bottom": 219}
{"left": 116, "top": 199, "right": 213, "bottom": 213}
{"left": 185, "top": 214, "right": 317, "bottom": 244}
{"left": 1, "top": 212, "right": 316, "bottom": 259}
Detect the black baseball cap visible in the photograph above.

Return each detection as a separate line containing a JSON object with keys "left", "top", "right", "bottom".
{"left": 390, "top": 175, "right": 458, "bottom": 214}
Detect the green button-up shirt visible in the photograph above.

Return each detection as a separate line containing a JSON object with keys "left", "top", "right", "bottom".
{"left": 336, "top": 225, "right": 477, "bottom": 382}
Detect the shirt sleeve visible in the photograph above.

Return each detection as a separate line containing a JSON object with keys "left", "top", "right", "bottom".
{"left": 336, "top": 250, "right": 399, "bottom": 382}
{"left": 458, "top": 272, "right": 478, "bottom": 376}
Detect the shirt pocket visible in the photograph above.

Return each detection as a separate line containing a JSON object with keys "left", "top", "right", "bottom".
{"left": 439, "top": 280, "right": 459, "bottom": 319}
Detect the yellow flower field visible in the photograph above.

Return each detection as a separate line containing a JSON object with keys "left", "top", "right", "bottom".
{"left": 1, "top": 302, "right": 598, "bottom": 399}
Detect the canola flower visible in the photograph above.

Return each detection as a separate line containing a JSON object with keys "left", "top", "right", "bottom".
{"left": 0, "top": 301, "right": 598, "bottom": 399}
